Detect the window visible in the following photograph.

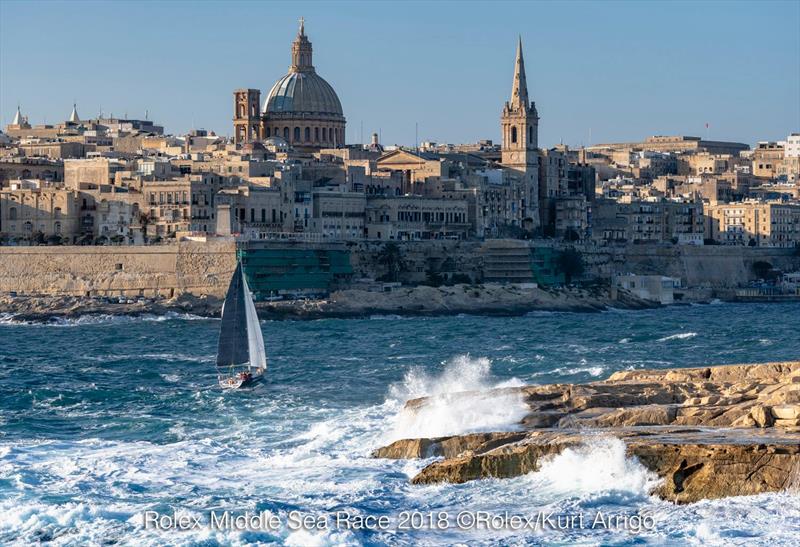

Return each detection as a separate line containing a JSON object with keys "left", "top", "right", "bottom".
{"left": 315, "top": 127, "right": 320, "bottom": 142}
{"left": 9, "top": 207, "right": 16, "bottom": 220}
{"left": 54, "top": 221, "right": 61, "bottom": 234}
{"left": 305, "top": 127, "right": 310, "bottom": 141}
{"left": 511, "top": 126, "right": 517, "bottom": 144}
{"left": 294, "top": 127, "right": 300, "bottom": 142}
{"left": 283, "top": 127, "right": 289, "bottom": 140}
{"left": 323, "top": 128, "right": 327, "bottom": 141}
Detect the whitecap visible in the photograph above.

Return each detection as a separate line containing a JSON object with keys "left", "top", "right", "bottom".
{"left": 657, "top": 332, "right": 697, "bottom": 342}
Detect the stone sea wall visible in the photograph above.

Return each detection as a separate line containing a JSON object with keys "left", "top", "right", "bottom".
{"left": 0, "top": 240, "right": 797, "bottom": 300}
{"left": 613, "top": 244, "right": 800, "bottom": 287}
{"left": 0, "top": 241, "right": 237, "bottom": 298}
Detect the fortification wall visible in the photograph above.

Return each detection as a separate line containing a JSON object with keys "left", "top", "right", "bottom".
{"left": 615, "top": 245, "right": 800, "bottom": 287}
{"left": 0, "top": 240, "right": 796, "bottom": 298}
{"left": 0, "top": 241, "right": 236, "bottom": 298}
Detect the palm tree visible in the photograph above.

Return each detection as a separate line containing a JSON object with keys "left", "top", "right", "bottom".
{"left": 377, "top": 242, "right": 404, "bottom": 282}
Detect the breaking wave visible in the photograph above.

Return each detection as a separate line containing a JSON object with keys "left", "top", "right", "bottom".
{"left": 0, "top": 312, "right": 209, "bottom": 327}
{"left": 385, "top": 355, "right": 528, "bottom": 441}
{"left": 527, "top": 437, "right": 661, "bottom": 497}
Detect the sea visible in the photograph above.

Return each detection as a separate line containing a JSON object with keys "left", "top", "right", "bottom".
{"left": 1, "top": 302, "right": 799, "bottom": 546}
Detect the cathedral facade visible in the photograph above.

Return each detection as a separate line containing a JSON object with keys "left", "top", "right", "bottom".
{"left": 233, "top": 19, "right": 346, "bottom": 150}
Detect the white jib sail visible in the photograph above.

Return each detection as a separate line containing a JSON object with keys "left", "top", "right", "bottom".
{"left": 242, "top": 274, "right": 267, "bottom": 371}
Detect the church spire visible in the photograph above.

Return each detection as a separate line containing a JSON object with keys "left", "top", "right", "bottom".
{"left": 510, "top": 35, "right": 529, "bottom": 110}
{"left": 69, "top": 102, "right": 80, "bottom": 123}
{"left": 12, "top": 105, "right": 21, "bottom": 126}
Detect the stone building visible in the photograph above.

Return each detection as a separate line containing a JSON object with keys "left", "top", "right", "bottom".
{"left": 233, "top": 19, "right": 345, "bottom": 150}
{"left": 592, "top": 198, "right": 704, "bottom": 244}
{"left": 751, "top": 141, "right": 784, "bottom": 179}
{"left": 705, "top": 201, "right": 800, "bottom": 247}
{"left": 588, "top": 135, "right": 749, "bottom": 156}
{"left": 215, "top": 184, "right": 285, "bottom": 237}
{"left": 0, "top": 185, "right": 81, "bottom": 242}
{"left": 0, "top": 158, "right": 63, "bottom": 184}
{"left": 365, "top": 196, "right": 470, "bottom": 241}
{"left": 141, "top": 174, "right": 222, "bottom": 237}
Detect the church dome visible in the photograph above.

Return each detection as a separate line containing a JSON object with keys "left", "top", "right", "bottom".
{"left": 263, "top": 71, "right": 343, "bottom": 116}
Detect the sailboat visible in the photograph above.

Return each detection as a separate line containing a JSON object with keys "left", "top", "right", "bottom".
{"left": 216, "top": 262, "right": 266, "bottom": 389}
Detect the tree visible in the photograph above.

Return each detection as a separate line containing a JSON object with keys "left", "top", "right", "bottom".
{"left": 110, "top": 234, "right": 125, "bottom": 245}
{"left": 31, "top": 231, "right": 45, "bottom": 246}
{"left": 558, "top": 248, "right": 585, "bottom": 284}
{"left": 377, "top": 242, "right": 404, "bottom": 282}
{"left": 46, "top": 234, "right": 63, "bottom": 246}
{"left": 748, "top": 238, "right": 757, "bottom": 247}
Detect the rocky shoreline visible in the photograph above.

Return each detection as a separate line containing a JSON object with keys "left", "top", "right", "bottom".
{"left": 372, "top": 360, "right": 800, "bottom": 504}
{"left": 0, "top": 284, "right": 663, "bottom": 322}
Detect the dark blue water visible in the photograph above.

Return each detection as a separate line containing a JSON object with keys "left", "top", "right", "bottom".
{"left": 1, "top": 303, "right": 799, "bottom": 545}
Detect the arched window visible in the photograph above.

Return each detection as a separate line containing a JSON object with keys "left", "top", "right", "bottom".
{"left": 283, "top": 127, "right": 289, "bottom": 140}
{"left": 528, "top": 125, "right": 533, "bottom": 144}
{"left": 54, "top": 221, "right": 61, "bottom": 234}
{"left": 9, "top": 207, "right": 16, "bottom": 220}
{"left": 294, "top": 127, "right": 300, "bottom": 142}
{"left": 265, "top": 127, "right": 270, "bottom": 137}
{"left": 322, "top": 128, "right": 327, "bottom": 142}
{"left": 304, "top": 127, "right": 310, "bottom": 142}
{"left": 24, "top": 221, "right": 32, "bottom": 233}
{"left": 511, "top": 126, "right": 517, "bottom": 144}
{"left": 54, "top": 207, "right": 62, "bottom": 218}
{"left": 315, "top": 127, "right": 320, "bottom": 142}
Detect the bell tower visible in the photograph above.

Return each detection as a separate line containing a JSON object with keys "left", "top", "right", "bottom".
{"left": 501, "top": 37, "right": 539, "bottom": 167}
{"left": 501, "top": 37, "right": 540, "bottom": 229}
{"left": 233, "top": 88, "right": 261, "bottom": 145}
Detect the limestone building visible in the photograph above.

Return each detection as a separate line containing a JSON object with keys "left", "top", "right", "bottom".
{"left": 705, "top": 201, "right": 800, "bottom": 247}
{"left": 233, "top": 19, "right": 345, "bottom": 150}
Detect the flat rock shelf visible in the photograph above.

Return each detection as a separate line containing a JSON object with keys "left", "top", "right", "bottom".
{"left": 373, "top": 360, "right": 800, "bottom": 504}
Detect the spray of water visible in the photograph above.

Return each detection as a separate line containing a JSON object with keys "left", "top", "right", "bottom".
{"left": 385, "top": 355, "right": 528, "bottom": 442}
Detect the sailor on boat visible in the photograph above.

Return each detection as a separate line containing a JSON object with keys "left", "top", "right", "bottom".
{"left": 216, "top": 262, "right": 266, "bottom": 389}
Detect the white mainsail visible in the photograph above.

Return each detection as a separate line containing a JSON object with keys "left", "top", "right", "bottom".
{"left": 242, "top": 273, "right": 267, "bottom": 371}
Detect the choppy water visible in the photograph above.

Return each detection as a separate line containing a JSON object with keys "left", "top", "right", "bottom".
{"left": 1, "top": 303, "right": 800, "bottom": 546}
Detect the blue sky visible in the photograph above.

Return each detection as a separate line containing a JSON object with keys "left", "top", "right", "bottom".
{"left": 1, "top": 1, "right": 798, "bottom": 147}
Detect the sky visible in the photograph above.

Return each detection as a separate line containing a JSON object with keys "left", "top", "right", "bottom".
{"left": 1, "top": 0, "right": 798, "bottom": 148}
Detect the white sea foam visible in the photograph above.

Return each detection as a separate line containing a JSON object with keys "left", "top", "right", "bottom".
{"left": 385, "top": 355, "right": 528, "bottom": 441}
{"left": 526, "top": 437, "right": 661, "bottom": 497}
{"left": 657, "top": 332, "right": 698, "bottom": 342}
{"left": 0, "top": 311, "right": 210, "bottom": 327}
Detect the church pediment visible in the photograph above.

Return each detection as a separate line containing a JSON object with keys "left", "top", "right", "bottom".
{"left": 377, "top": 149, "right": 437, "bottom": 169}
